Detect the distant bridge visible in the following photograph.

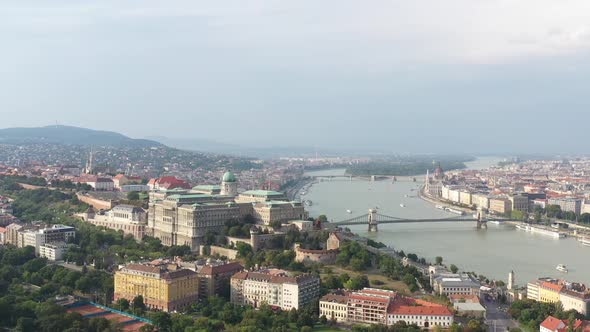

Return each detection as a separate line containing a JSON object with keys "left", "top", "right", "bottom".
{"left": 310, "top": 175, "right": 420, "bottom": 182}
{"left": 331, "top": 209, "right": 489, "bottom": 232}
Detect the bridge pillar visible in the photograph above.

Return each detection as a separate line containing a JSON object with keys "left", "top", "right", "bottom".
{"left": 476, "top": 208, "right": 487, "bottom": 229}
{"left": 368, "top": 208, "right": 378, "bottom": 232}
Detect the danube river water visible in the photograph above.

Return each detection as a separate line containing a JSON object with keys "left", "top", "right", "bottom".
{"left": 303, "top": 158, "right": 590, "bottom": 285}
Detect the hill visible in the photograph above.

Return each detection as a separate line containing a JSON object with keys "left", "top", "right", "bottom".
{"left": 0, "top": 125, "right": 162, "bottom": 147}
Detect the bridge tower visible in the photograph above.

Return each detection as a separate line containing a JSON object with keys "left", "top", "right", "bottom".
{"left": 368, "top": 208, "right": 378, "bottom": 232}
{"left": 476, "top": 207, "right": 487, "bottom": 229}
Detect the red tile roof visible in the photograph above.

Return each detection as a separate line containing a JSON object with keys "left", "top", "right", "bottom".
{"left": 541, "top": 316, "right": 567, "bottom": 332}
{"left": 541, "top": 281, "right": 564, "bottom": 293}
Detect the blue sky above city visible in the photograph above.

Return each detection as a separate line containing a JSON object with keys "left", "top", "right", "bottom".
{"left": 1, "top": 0, "right": 590, "bottom": 153}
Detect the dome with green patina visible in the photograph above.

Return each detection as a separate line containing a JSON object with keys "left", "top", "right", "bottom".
{"left": 222, "top": 171, "right": 236, "bottom": 183}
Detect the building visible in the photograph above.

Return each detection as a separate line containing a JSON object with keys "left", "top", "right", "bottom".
{"left": 235, "top": 190, "right": 288, "bottom": 204}
{"left": 230, "top": 269, "right": 320, "bottom": 310}
{"left": 289, "top": 220, "right": 313, "bottom": 231}
{"left": 114, "top": 262, "right": 198, "bottom": 312}
{"left": 540, "top": 316, "right": 589, "bottom": 332}
{"left": 472, "top": 193, "right": 490, "bottom": 210}
{"left": 120, "top": 184, "right": 150, "bottom": 192}
{"left": 321, "top": 287, "right": 454, "bottom": 329}
{"left": 0, "top": 226, "right": 6, "bottom": 244}
{"left": 113, "top": 174, "right": 143, "bottom": 189}
{"left": 448, "top": 188, "right": 461, "bottom": 203}
{"left": 191, "top": 185, "right": 221, "bottom": 195}
{"left": 294, "top": 244, "right": 338, "bottom": 264}
{"left": 220, "top": 171, "right": 238, "bottom": 197}
{"left": 83, "top": 205, "right": 147, "bottom": 240}
{"left": 196, "top": 261, "right": 243, "bottom": 300}
{"left": 424, "top": 168, "right": 444, "bottom": 198}
{"left": 489, "top": 197, "right": 512, "bottom": 214}
{"left": 548, "top": 197, "right": 583, "bottom": 215}
{"left": 459, "top": 191, "right": 473, "bottom": 206}
{"left": 432, "top": 275, "right": 481, "bottom": 297}
{"left": 540, "top": 281, "right": 563, "bottom": 303}
{"left": 527, "top": 279, "right": 542, "bottom": 301}
{"left": 252, "top": 201, "right": 307, "bottom": 225}
{"left": 388, "top": 303, "right": 454, "bottom": 328}
{"left": 347, "top": 288, "right": 396, "bottom": 325}
{"left": 510, "top": 194, "right": 530, "bottom": 212}
{"left": 5, "top": 223, "right": 23, "bottom": 246}
{"left": 39, "top": 242, "right": 68, "bottom": 261}
{"left": 560, "top": 289, "right": 590, "bottom": 317}
{"left": 21, "top": 224, "right": 76, "bottom": 255}
{"left": 320, "top": 291, "right": 349, "bottom": 322}
{"left": 527, "top": 278, "right": 590, "bottom": 316}
{"left": 452, "top": 299, "right": 486, "bottom": 318}
{"left": 326, "top": 232, "right": 346, "bottom": 250}
{"left": 86, "top": 177, "right": 115, "bottom": 191}
{"left": 508, "top": 270, "right": 515, "bottom": 290}
{"left": 148, "top": 193, "right": 240, "bottom": 250}
{"left": 147, "top": 176, "right": 191, "bottom": 191}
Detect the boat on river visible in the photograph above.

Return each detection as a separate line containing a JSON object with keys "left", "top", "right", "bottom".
{"left": 516, "top": 224, "right": 565, "bottom": 238}
{"left": 400, "top": 203, "right": 406, "bottom": 208}
{"left": 556, "top": 264, "right": 568, "bottom": 273}
{"left": 445, "top": 207, "right": 464, "bottom": 215}
{"left": 346, "top": 209, "right": 352, "bottom": 214}
{"left": 579, "top": 237, "right": 590, "bottom": 247}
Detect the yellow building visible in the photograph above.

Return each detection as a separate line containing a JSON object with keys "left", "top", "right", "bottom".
{"left": 114, "top": 263, "right": 198, "bottom": 312}
{"left": 539, "top": 281, "right": 563, "bottom": 303}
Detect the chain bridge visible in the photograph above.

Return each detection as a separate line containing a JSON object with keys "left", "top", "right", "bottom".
{"left": 332, "top": 208, "right": 489, "bottom": 232}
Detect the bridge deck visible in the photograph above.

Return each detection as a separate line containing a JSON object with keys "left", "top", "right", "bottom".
{"left": 333, "top": 218, "right": 477, "bottom": 226}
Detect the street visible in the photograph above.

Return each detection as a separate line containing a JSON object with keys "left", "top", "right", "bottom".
{"left": 484, "top": 298, "right": 517, "bottom": 332}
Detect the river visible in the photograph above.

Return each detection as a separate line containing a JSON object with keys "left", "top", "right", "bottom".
{"left": 303, "top": 157, "right": 590, "bottom": 285}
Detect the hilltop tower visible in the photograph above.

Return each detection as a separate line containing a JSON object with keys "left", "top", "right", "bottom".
{"left": 85, "top": 148, "right": 95, "bottom": 174}
{"left": 220, "top": 171, "right": 238, "bottom": 196}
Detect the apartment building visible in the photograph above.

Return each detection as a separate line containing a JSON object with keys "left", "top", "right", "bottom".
{"left": 230, "top": 269, "right": 320, "bottom": 310}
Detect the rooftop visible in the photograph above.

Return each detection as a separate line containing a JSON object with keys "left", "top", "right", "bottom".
{"left": 241, "top": 190, "right": 284, "bottom": 196}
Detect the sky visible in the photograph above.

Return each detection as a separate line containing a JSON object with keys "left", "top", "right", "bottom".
{"left": 1, "top": 0, "right": 590, "bottom": 154}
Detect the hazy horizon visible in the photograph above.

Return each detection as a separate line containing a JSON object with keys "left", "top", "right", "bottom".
{"left": 1, "top": 1, "right": 590, "bottom": 154}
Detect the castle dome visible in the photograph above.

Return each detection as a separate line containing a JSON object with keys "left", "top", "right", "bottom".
{"left": 222, "top": 171, "right": 236, "bottom": 183}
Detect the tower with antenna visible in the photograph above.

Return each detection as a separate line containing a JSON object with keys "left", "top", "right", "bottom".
{"left": 85, "top": 148, "right": 95, "bottom": 174}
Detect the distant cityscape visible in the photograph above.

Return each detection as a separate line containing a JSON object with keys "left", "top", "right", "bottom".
{"left": 0, "top": 132, "right": 590, "bottom": 331}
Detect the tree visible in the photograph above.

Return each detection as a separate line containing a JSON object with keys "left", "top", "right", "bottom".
{"left": 235, "top": 242, "right": 253, "bottom": 258}
{"left": 467, "top": 319, "right": 483, "bottom": 332}
{"left": 546, "top": 205, "right": 562, "bottom": 218}
{"left": 16, "top": 317, "right": 35, "bottom": 332}
{"left": 150, "top": 311, "right": 172, "bottom": 331}
{"left": 435, "top": 256, "right": 443, "bottom": 265}
{"left": 450, "top": 264, "right": 458, "bottom": 273}
{"left": 317, "top": 215, "right": 328, "bottom": 223}
{"left": 511, "top": 210, "right": 524, "bottom": 220}
{"left": 127, "top": 191, "right": 140, "bottom": 201}
{"left": 344, "top": 275, "right": 370, "bottom": 290}
{"left": 132, "top": 295, "right": 146, "bottom": 312}
{"left": 115, "top": 298, "right": 129, "bottom": 311}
